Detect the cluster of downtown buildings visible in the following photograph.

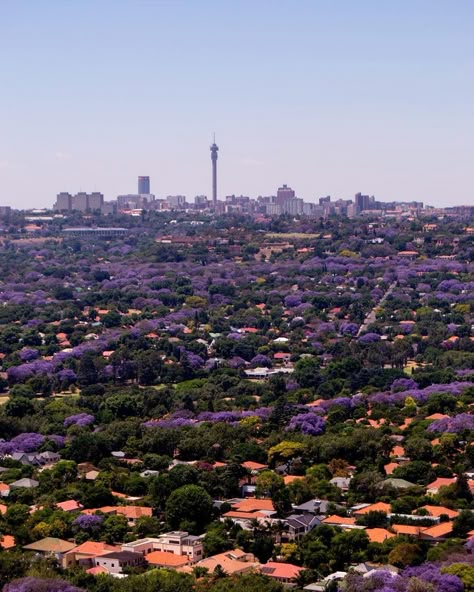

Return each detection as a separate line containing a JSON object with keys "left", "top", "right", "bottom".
{"left": 53, "top": 176, "right": 431, "bottom": 219}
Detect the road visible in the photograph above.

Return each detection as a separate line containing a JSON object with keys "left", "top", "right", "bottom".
{"left": 357, "top": 281, "right": 397, "bottom": 336}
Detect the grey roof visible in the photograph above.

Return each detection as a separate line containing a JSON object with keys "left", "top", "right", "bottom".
{"left": 293, "top": 499, "right": 334, "bottom": 515}
{"left": 39, "top": 451, "right": 60, "bottom": 459}
{"left": 10, "top": 478, "right": 39, "bottom": 488}
{"left": 100, "top": 550, "right": 142, "bottom": 561}
{"left": 286, "top": 514, "right": 321, "bottom": 529}
{"left": 383, "top": 478, "right": 416, "bottom": 489}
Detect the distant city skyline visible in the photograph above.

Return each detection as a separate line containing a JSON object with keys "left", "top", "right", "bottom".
{"left": 1, "top": 1, "right": 474, "bottom": 208}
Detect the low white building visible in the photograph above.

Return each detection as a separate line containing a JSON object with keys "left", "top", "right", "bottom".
{"left": 122, "top": 531, "right": 204, "bottom": 563}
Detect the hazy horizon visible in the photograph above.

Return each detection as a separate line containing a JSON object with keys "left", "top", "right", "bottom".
{"left": 2, "top": 1, "right": 474, "bottom": 209}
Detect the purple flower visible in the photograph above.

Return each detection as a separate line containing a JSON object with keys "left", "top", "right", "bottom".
{"left": 73, "top": 514, "right": 103, "bottom": 531}
{"left": 57, "top": 368, "right": 77, "bottom": 383}
{"left": 64, "top": 413, "right": 95, "bottom": 427}
{"left": 143, "top": 417, "right": 194, "bottom": 429}
{"left": 4, "top": 577, "right": 85, "bottom": 592}
{"left": 284, "top": 294, "right": 302, "bottom": 308}
{"left": 358, "top": 332, "right": 381, "bottom": 344}
{"left": 287, "top": 413, "right": 326, "bottom": 436}
{"left": 250, "top": 354, "right": 272, "bottom": 367}
{"left": 19, "top": 348, "right": 40, "bottom": 362}
{"left": 391, "top": 377, "right": 419, "bottom": 392}
{"left": 9, "top": 432, "right": 45, "bottom": 453}
{"left": 428, "top": 413, "right": 474, "bottom": 434}
{"left": 340, "top": 322, "right": 359, "bottom": 336}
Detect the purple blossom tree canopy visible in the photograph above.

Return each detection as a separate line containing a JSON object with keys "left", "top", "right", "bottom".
{"left": 73, "top": 514, "right": 103, "bottom": 530}
{"left": 287, "top": 413, "right": 326, "bottom": 436}
{"left": 391, "top": 377, "right": 419, "bottom": 392}
{"left": 143, "top": 417, "right": 194, "bottom": 429}
{"left": 18, "top": 348, "right": 40, "bottom": 362}
{"left": 4, "top": 577, "right": 85, "bottom": 592}
{"left": 250, "top": 354, "right": 272, "bottom": 367}
{"left": 64, "top": 413, "right": 95, "bottom": 427}
{"left": 284, "top": 294, "right": 302, "bottom": 308}
{"left": 9, "top": 432, "right": 45, "bottom": 453}
{"left": 358, "top": 332, "right": 381, "bottom": 344}
{"left": 427, "top": 413, "right": 474, "bottom": 433}
{"left": 57, "top": 368, "right": 77, "bottom": 383}
{"left": 340, "top": 322, "right": 359, "bottom": 336}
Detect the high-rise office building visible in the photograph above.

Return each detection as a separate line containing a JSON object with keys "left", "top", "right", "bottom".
{"left": 210, "top": 137, "right": 218, "bottom": 208}
{"left": 355, "top": 192, "right": 371, "bottom": 211}
{"left": 88, "top": 192, "right": 104, "bottom": 211}
{"left": 276, "top": 184, "right": 295, "bottom": 205}
{"left": 54, "top": 192, "right": 72, "bottom": 211}
{"left": 72, "top": 192, "right": 89, "bottom": 211}
{"left": 138, "top": 176, "right": 150, "bottom": 195}
{"left": 166, "top": 195, "right": 187, "bottom": 209}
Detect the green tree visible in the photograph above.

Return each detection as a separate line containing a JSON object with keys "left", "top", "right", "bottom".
{"left": 165, "top": 484, "right": 214, "bottom": 533}
{"left": 388, "top": 542, "right": 422, "bottom": 567}
{"left": 103, "top": 514, "right": 129, "bottom": 543}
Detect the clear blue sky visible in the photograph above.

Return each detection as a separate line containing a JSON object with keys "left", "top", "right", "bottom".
{"left": 1, "top": 0, "right": 474, "bottom": 208}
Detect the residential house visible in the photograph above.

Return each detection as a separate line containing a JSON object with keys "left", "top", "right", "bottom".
{"left": 426, "top": 477, "right": 456, "bottom": 495}
{"left": 351, "top": 502, "right": 391, "bottom": 517}
{"left": 24, "top": 537, "right": 77, "bottom": 561}
{"left": 93, "top": 550, "right": 145, "bottom": 575}
{"left": 292, "top": 499, "right": 334, "bottom": 517}
{"left": 260, "top": 561, "right": 305, "bottom": 585}
{"left": 0, "top": 535, "right": 15, "bottom": 550}
{"left": 0, "top": 482, "right": 10, "bottom": 497}
{"left": 10, "top": 478, "right": 39, "bottom": 489}
{"left": 63, "top": 541, "right": 119, "bottom": 569}
{"left": 122, "top": 531, "right": 204, "bottom": 563}
{"left": 281, "top": 514, "right": 321, "bottom": 541}
{"left": 178, "top": 549, "right": 259, "bottom": 576}
{"left": 56, "top": 500, "right": 83, "bottom": 513}
{"left": 365, "top": 528, "right": 395, "bottom": 544}
{"left": 321, "top": 515, "right": 358, "bottom": 529}
{"left": 330, "top": 477, "right": 351, "bottom": 491}
{"left": 145, "top": 551, "right": 190, "bottom": 569}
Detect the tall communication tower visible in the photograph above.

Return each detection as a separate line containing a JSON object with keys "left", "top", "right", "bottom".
{"left": 210, "top": 135, "right": 218, "bottom": 209}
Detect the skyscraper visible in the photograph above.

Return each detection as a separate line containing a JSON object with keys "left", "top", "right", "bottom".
{"left": 138, "top": 176, "right": 150, "bottom": 195}
{"left": 276, "top": 184, "right": 295, "bottom": 205}
{"left": 210, "top": 136, "right": 218, "bottom": 209}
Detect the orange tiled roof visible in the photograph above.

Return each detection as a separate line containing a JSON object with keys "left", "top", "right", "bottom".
{"left": 422, "top": 522, "right": 453, "bottom": 539}
{"left": 366, "top": 528, "right": 395, "bottom": 543}
{"left": 56, "top": 500, "right": 83, "bottom": 512}
{"left": 426, "top": 413, "right": 450, "bottom": 421}
{"left": 233, "top": 499, "right": 275, "bottom": 513}
{"left": 354, "top": 502, "right": 391, "bottom": 515}
{"left": 260, "top": 561, "right": 304, "bottom": 580}
{"left": 283, "top": 476, "right": 305, "bottom": 485}
{"left": 70, "top": 541, "right": 118, "bottom": 556}
{"left": 0, "top": 535, "right": 15, "bottom": 549}
{"left": 391, "top": 524, "right": 422, "bottom": 536}
{"left": 426, "top": 477, "right": 456, "bottom": 490}
{"left": 145, "top": 551, "right": 190, "bottom": 567}
{"left": 322, "top": 515, "right": 356, "bottom": 526}
{"left": 116, "top": 506, "right": 152, "bottom": 519}
{"left": 384, "top": 462, "right": 399, "bottom": 475}
{"left": 391, "top": 446, "right": 405, "bottom": 457}
{"left": 241, "top": 461, "right": 268, "bottom": 471}
{"left": 224, "top": 511, "right": 267, "bottom": 520}
{"left": 420, "top": 505, "right": 459, "bottom": 519}
{"left": 86, "top": 566, "right": 109, "bottom": 575}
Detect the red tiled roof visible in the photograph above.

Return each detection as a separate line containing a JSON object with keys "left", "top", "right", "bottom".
{"left": 145, "top": 551, "right": 190, "bottom": 567}
{"left": 260, "top": 561, "right": 304, "bottom": 580}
